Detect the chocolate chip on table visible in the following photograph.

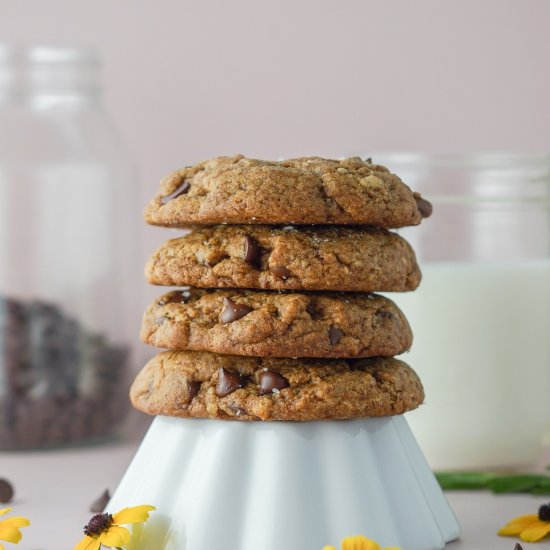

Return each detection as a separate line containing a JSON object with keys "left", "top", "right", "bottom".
{"left": 258, "top": 370, "right": 290, "bottom": 395}
{"left": 413, "top": 192, "right": 433, "bottom": 218}
{"left": 0, "top": 479, "right": 13, "bottom": 503}
{"left": 271, "top": 265, "right": 291, "bottom": 280}
{"left": 219, "top": 297, "right": 253, "bottom": 324}
{"left": 243, "top": 235, "right": 262, "bottom": 267}
{"left": 514, "top": 544, "right": 524, "bottom": 550}
{"left": 216, "top": 367, "right": 245, "bottom": 397}
{"left": 160, "top": 180, "right": 191, "bottom": 204}
{"left": 90, "top": 489, "right": 111, "bottom": 513}
{"left": 328, "top": 326, "right": 344, "bottom": 345}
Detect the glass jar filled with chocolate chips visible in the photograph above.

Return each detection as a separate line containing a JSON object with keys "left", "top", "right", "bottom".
{"left": 0, "top": 46, "right": 138, "bottom": 449}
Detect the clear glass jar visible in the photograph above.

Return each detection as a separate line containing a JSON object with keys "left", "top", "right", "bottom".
{"left": 0, "top": 46, "right": 138, "bottom": 449}
{"left": 374, "top": 153, "right": 550, "bottom": 470}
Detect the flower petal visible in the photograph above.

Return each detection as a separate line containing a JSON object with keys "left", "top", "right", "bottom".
{"left": 498, "top": 514, "right": 539, "bottom": 536}
{"left": 520, "top": 520, "right": 550, "bottom": 542}
{"left": 0, "top": 543, "right": 4, "bottom": 550}
{"left": 0, "top": 516, "right": 30, "bottom": 529}
{"left": 99, "top": 525, "right": 131, "bottom": 547}
{"left": 0, "top": 510, "right": 10, "bottom": 517}
{"left": 342, "top": 535, "right": 382, "bottom": 550}
{"left": 73, "top": 535, "right": 101, "bottom": 550}
{"left": 322, "top": 547, "right": 337, "bottom": 550}
{"left": 0, "top": 526, "right": 22, "bottom": 544}
{"left": 113, "top": 505, "right": 156, "bottom": 525}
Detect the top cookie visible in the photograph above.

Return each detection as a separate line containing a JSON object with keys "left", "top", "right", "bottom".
{"left": 144, "top": 155, "right": 433, "bottom": 227}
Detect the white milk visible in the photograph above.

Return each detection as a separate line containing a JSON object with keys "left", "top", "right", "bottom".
{"left": 392, "top": 260, "right": 550, "bottom": 470}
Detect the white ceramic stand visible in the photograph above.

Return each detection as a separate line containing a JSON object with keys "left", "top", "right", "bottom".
{"left": 109, "top": 415, "right": 460, "bottom": 550}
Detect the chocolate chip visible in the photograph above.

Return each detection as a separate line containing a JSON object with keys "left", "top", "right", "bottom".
{"left": 364, "top": 157, "right": 373, "bottom": 164}
{"left": 158, "top": 291, "right": 190, "bottom": 306}
{"left": 514, "top": 545, "right": 524, "bottom": 550}
{"left": 160, "top": 180, "right": 191, "bottom": 204}
{"left": 188, "top": 381, "right": 201, "bottom": 401}
{"left": 271, "top": 266, "right": 291, "bottom": 280}
{"left": 328, "top": 326, "right": 344, "bottom": 345}
{"left": 219, "top": 297, "right": 253, "bottom": 324}
{"left": 413, "top": 192, "right": 433, "bottom": 218}
{"left": 90, "top": 489, "right": 110, "bottom": 513}
{"left": 306, "top": 301, "right": 322, "bottom": 320}
{"left": 243, "top": 235, "right": 262, "bottom": 267}
{"left": 0, "top": 479, "right": 13, "bottom": 503}
{"left": 216, "top": 367, "right": 245, "bottom": 397}
{"left": 376, "top": 310, "right": 395, "bottom": 320}
{"left": 258, "top": 370, "right": 290, "bottom": 395}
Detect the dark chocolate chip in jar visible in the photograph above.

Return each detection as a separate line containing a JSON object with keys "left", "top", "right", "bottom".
{"left": 0, "top": 478, "right": 14, "bottom": 503}
{"left": 160, "top": 180, "right": 191, "bottom": 204}
{"left": 219, "top": 297, "right": 253, "bottom": 324}
{"left": 328, "top": 326, "right": 344, "bottom": 345}
{"left": 413, "top": 192, "right": 433, "bottom": 218}
{"left": 90, "top": 489, "right": 111, "bottom": 513}
{"left": 271, "top": 265, "right": 291, "bottom": 280}
{"left": 258, "top": 370, "right": 290, "bottom": 395}
{"left": 216, "top": 367, "right": 245, "bottom": 397}
{"left": 187, "top": 381, "right": 201, "bottom": 401}
{"left": 243, "top": 235, "right": 262, "bottom": 267}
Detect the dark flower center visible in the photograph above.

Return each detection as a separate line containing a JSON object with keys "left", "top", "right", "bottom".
{"left": 84, "top": 513, "right": 113, "bottom": 537}
{"left": 538, "top": 503, "right": 550, "bottom": 522}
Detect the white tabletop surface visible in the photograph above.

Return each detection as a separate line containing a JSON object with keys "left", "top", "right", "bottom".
{"left": 0, "top": 435, "right": 545, "bottom": 550}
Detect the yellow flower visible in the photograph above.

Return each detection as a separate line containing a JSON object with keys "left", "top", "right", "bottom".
{"left": 323, "top": 534, "right": 401, "bottom": 550}
{"left": 74, "top": 505, "right": 155, "bottom": 550}
{"left": 498, "top": 503, "right": 550, "bottom": 542}
{"left": 0, "top": 508, "right": 30, "bottom": 549}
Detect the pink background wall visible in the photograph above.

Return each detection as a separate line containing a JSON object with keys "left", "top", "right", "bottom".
{"left": 2, "top": 0, "right": 550, "bottom": 280}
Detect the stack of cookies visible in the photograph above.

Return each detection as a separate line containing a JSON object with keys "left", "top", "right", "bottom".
{"left": 131, "top": 155, "right": 431, "bottom": 422}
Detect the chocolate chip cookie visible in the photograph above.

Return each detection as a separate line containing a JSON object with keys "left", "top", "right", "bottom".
{"left": 144, "top": 155, "right": 432, "bottom": 228}
{"left": 130, "top": 351, "right": 424, "bottom": 421}
{"left": 145, "top": 225, "right": 421, "bottom": 292}
{"left": 141, "top": 289, "right": 412, "bottom": 358}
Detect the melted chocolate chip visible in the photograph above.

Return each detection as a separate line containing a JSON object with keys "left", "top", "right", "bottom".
{"left": 413, "top": 192, "right": 433, "bottom": 218}
{"left": 188, "top": 381, "right": 201, "bottom": 401}
{"left": 216, "top": 367, "right": 245, "bottom": 397}
{"left": 328, "top": 326, "right": 344, "bottom": 345}
{"left": 219, "top": 297, "right": 253, "bottom": 324}
{"left": 160, "top": 180, "right": 191, "bottom": 204}
{"left": 243, "top": 235, "right": 262, "bottom": 267}
{"left": 90, "top": 489, "right": 111, "bottom": 513}
{"left": 258, "top": 370, "right": 290, "bottom": 395}
{"left": 158, "top": 291, "right": 190, "bottom": 306}
{"left": 0, "top": 479, "right": 13, "bottom": 503}
{"left": 271, "top": 265, "right": 291, "bottom": 280}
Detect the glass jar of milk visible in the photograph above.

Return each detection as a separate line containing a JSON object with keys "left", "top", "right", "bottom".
{"left": 375, "top": 153, "right": 550, "bottom": 470}
{"left": 0, "top": 46, "right": 139, "bottom": 448}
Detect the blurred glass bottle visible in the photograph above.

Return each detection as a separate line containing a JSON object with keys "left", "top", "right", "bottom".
{"left": 0, "top": 46, "right": 139, "bottom": 449}
{"left": 374, "top": 153, "right": 550, "bottom": 470}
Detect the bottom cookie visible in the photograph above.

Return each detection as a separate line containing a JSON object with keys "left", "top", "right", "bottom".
{"left": 130, "top": 351, "right": 424, "bottom": 421}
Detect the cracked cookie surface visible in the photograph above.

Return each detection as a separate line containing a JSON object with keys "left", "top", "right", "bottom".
{"left": 146, "top": 225, "right": 421, "bottom": 292}
{"left": 144, "top": 155, "right": 431, "bottom": 227}
{"left": 141, "top": 289, "right": 412, "bottom": 358}
{"left": 130, "top": 351, "right": 424, "bottom": 421}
